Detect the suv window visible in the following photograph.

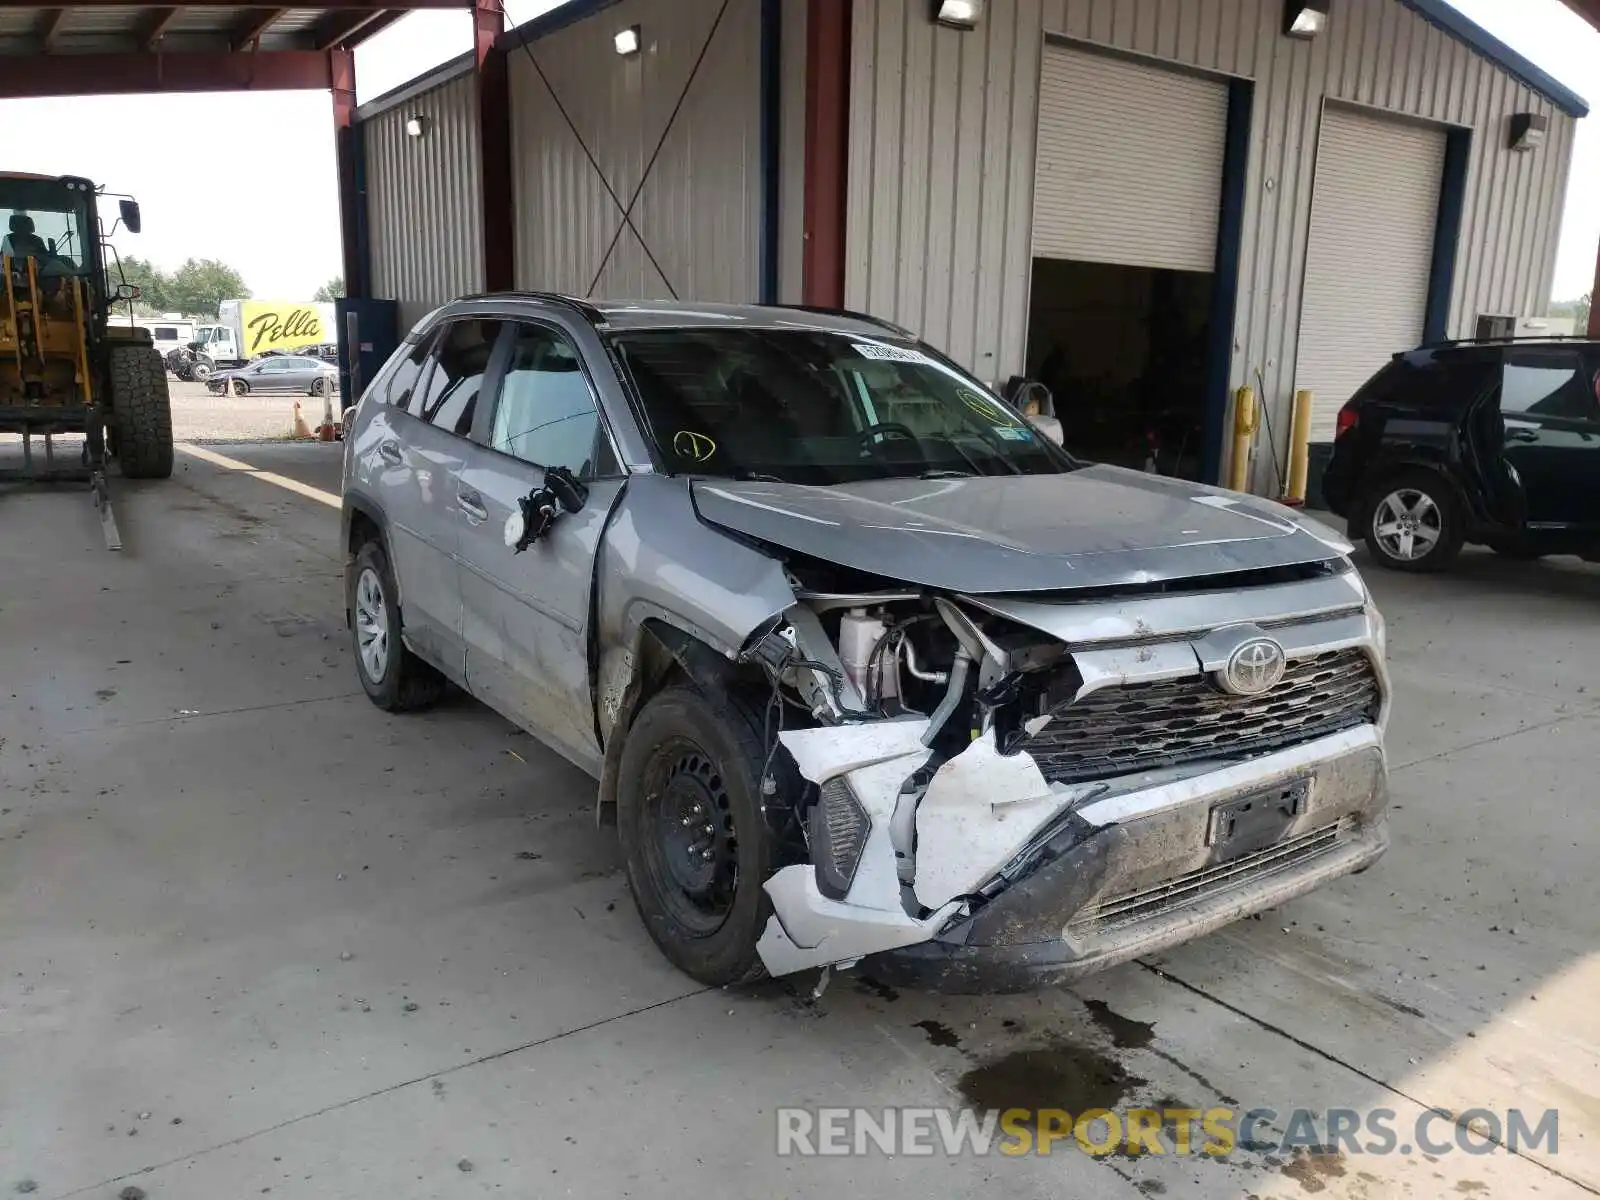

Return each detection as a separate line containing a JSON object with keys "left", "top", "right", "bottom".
{"left": 489, "top": 323, "right": 604, "bottom": 476}
{"left": 154, "top": 326, "right": 178, "bottom": 340}
{"left": 384, "top": 335, "right": 437, "bottom": 410}
{"left": 413, "top": 319, "right": 501, "bottom": 435}
{"left": 1500, "top": 352, "right": 1598, "bottom": 421}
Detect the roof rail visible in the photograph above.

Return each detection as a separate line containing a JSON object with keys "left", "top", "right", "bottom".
{"left": 1418, "top": 333, "right": 1594, "bottom": 349}
{"left": 773, "top": 304, "right": 917, "bottom": 339}
{"left": 462, "top": 290, "right": 608, "bottom": 326}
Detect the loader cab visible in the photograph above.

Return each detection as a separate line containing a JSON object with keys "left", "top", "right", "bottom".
{"left": 0, "top": 173, "right": 129, "bottom": 323}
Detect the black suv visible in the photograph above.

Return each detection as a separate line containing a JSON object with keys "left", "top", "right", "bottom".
{"left": 1323, "top": 338, "right": 1600, "bottom": 571}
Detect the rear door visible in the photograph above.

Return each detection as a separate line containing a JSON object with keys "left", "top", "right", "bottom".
{"left": 1497, "top": 347, "right": 1600, "bottom": 531}
{"left": 371, "top": 318, "right": 503, "bottom": 677}
{"left": 456, "top": 318, "right": 622, "bottom": 773}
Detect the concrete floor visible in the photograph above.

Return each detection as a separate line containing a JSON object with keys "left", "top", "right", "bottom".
{"left": 2, "top": 442, "right": 1597, "bottom": 1199}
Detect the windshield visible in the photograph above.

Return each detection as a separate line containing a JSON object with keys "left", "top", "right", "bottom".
{"left": 610, "top": 328, "right": 1072, "bottom": 483}
{"left": 0, "top": 178, "right": 91, "bottom": 277}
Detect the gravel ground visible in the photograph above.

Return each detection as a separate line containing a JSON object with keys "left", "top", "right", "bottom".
{"left": 0, "top": 376, "right": 343, "bottom": 450}
{"left": 169, "top": 377, "right": 343, "bottom": 443}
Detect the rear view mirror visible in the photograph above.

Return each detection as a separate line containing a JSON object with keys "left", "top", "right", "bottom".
{"left": 119, "top": 199, "right": 142, "bottom": 234}
{"left": 114, "top": 282, "right": 141, "bottom": 302}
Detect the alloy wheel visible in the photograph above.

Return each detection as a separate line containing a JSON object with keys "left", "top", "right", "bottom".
{"left": 354, "top": 567, "right": 389, "bottom": 681}
{"left": 1372, "top": 488, "right": 1443, "bottom": 562}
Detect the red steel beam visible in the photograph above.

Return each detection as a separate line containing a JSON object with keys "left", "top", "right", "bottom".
{"left": 0, "top": 48, "right": 335, "bottom": 96}
{"left": 475, "top": 0, "right": 513, "bottom": 292}
{"left": 331, "top": 47, "right": 364, "bottom": 298}
{"left": 36, "top": 6, "right": 65, "bottom": 49}
{"left": 139, "top": 5, "right": 180, "bottom": 49}
{"left": 230, "top": 6, "right": 287, "bottom": 49}
{"left": 0, "top": 0, "right": 465, "bottom": 6}
{"left": 801, "top": 0, "right": 850, "bottom": 308}
{"left": 312, "top": 7, "right": 389, "bottom": 49}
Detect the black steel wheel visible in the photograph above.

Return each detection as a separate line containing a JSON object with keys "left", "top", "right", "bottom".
{"left": 617, "top": 685, "right": 778, "bottom": 985}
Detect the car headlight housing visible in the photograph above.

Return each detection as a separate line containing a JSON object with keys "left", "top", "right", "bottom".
{"left": 810, "top": 776, "right": 871, "bottom": 900}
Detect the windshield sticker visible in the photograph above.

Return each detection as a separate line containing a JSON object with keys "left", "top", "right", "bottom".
{"left": 852, "top": 343, "right": 930, "bottom": 364}
{"left": 673, "top": 430, "right": 718, "bottom": 463}
{"left": 992, "top": 425, "right": 1034, "bottom": 442}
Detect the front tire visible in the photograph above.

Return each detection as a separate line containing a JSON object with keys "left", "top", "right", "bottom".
{"left": 311, "top": 376, "right": 327, "bottom": 397}
{"left": 231, "top": 379, "right": 249, "bottom": 397}
{"left": 348, "top": 540, "right": 445, "bottom": 712}
{"left": 1361, "top": 468, "right": 1463, "bottom": 572}
{"left": 617, "top": 686, "right": 778, "bottom": 986}
{"left": 109, "top": 344, "right": 174, "bottom": 480}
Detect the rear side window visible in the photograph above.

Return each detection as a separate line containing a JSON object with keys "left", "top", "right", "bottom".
{"left": 1352, "top": 354, "right": 1479, "bottom": 411}
{"left": 411, "top": 319, "right": 502, "bottom": 435}
{"left": 489, "top": 323, "right": 605, "bottom": 477}
{"left": 154, "top": 326, "right": 178, "bottom": 340}
{"left": 383, "top": 335, "right": 435, "bottom": 411}
{"left": 1500, "top": 352, "right": 1598, "bottom": 421}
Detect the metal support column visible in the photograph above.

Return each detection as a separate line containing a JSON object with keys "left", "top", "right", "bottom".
{"left": 801, "top": 0, "right": 849, "bottom": 308}
{"left": 331, "top": 47, "right": 365, "bottom": 299}
{"left": 475, "top": 0, "right": 514, "bottom": 292}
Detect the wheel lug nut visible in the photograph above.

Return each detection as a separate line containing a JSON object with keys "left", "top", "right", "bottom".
{"left": 701, "top": 850, "right": 714, "bottom": 860}
{"left": 682, "top": 816, "right": 693, "bottom": 826}
{"left": 703, "top": 823, "right": 714, "bottom": 834}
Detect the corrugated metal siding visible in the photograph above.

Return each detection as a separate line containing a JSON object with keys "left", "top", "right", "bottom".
{"left": 1034, "top": 45, "right": 1228, "bottom": 272}
{"left": 362, "top": 68, "right": 484, "bottom": 333}
{"left": 1297, "top": 106, "right": 1446, "bottom": 440}
{"left": 507, "top": 0, "right": 763, "bottom": 301}
{"left": 846, "top": 0, "right": 1577, "bottom": 491}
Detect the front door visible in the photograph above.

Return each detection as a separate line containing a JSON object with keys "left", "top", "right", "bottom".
{"left": 457, "top": 319, "right": 620, "bottom": 774}
{"left": 1497, "top": 348, "right": 1600, "bottom": 533}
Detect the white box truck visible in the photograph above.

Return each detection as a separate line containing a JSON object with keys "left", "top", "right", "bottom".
{"left": 180, "top": 300, "right": 336, "bottom": 379}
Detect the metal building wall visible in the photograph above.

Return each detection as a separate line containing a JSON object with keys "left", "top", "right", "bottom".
{"left": 846, "top": 0, "right": 1578, "bottom": 488}
{"left": 507, "top": 0, "right": 764, "bottom": 301}
{"left": 362, "top": 65, "right": 485, "bottom": 333}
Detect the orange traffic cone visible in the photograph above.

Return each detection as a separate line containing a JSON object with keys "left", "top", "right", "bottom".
{"left": 291, "top": 401, "right": 314, "bottom": 440}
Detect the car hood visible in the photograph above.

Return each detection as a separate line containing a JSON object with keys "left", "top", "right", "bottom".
{"left": 689, "top": 466, "right": 1348, "bottom": 593}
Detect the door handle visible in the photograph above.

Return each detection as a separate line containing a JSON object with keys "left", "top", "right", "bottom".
{"left": 458, "top": 488, "right": 489, "bottom": 523}
{"left": 377, "top": 440, "right": 403, "bottom": 464}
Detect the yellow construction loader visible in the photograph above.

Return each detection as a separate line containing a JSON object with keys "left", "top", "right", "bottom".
{"left": 1, "top": 172, "right": 173, "bottom": 545}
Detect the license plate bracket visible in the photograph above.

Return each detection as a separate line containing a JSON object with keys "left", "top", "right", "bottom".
{"left": 1205, "top": 778, "right": 1312, "bottom": 856}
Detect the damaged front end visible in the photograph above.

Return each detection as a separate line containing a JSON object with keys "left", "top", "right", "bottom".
{"left": 746, "top": 561, "right": 1391, "bottom": 991}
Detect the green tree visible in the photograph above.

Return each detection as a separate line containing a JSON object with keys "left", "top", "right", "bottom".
{"left": 1550, "top": 293, "right": 1590, "bottom": 333}
{"left": 117, "top": 256, "right": 172, "bottom": 313}
{"left": 166, "top": 258, "right": 249, "bottom": 318}
{"left": 313, "top": 276, "right": 345, "bottom": 303}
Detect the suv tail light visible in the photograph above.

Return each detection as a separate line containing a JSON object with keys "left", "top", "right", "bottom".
{"left": 1335, "top": 403, "right": 1359, "bottom": 438}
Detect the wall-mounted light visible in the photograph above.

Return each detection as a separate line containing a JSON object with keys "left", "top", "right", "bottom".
{"left": 614, "top": 24, "right": 641, "bottom": 55}
{"left": 931, "top": 0, "right": 982, "bottom": 30}
{"left": 1509, "top": 112, "right": 1548, "bottom": 152}
{"left": 404, "top": 115, "right": 427, "bottom": 138}
{"left": 1283, "top": 0, "right": 1329, "bottom": 39}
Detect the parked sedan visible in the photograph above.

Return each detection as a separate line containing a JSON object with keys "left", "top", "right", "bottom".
{"left": 341, "top": 297, "right": 1390, "bottom": 993}
{"left": 208, "top": 354, "right": 336, "bottom": 397}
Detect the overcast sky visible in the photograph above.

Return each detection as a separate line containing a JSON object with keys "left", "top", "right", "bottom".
{"left": 2, "top": 0, "right": 1594, "bottom": 303}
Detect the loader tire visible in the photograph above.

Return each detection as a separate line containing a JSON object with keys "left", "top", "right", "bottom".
{"left": 110, "top": 345, "right": 174, "bottom": 480}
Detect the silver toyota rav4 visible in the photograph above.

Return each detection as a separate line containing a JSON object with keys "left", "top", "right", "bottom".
{"left": 341, "top": 295, "right": 1390, "bottom": 992}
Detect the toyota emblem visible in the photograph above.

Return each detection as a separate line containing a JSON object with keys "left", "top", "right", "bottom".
{"left": 1219, "top": 638, "right": 1287, "bottom": 696}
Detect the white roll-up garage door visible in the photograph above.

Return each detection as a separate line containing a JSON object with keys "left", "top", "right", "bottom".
{"left": 1032, "top": 46, "right": 1228, "bottom": 273}
{"left": 1297, "top": 106, "right": 1446, "bottom": 441}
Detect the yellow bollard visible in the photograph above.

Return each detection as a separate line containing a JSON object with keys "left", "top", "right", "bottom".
{"left": 1226, "top": 386, "right": 1257, "bottom": 493}
{"left": 1284, "top": 388, "right": 1314, "bottom": 506}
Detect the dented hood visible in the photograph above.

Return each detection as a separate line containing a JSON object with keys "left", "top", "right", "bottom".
{"left": 690, "top": 465, "right": 1344, "bottom": 593}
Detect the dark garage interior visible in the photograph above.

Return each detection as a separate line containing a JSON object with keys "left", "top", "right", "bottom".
{"left": 1025, "top": 257, "right": 1214, "bottom": 479}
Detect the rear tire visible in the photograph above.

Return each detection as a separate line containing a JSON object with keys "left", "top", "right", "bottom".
{"left": 617, "top": 685, "right": 777, "bottom": 986}
{"left": 348, "top": 540, "right": 445, "bottom": 712}
{"left": 109, "top": 344, "right": 174, "bottom": 480}
{"left": 1360, "top": 467, "right": 1464, "bottom": 572}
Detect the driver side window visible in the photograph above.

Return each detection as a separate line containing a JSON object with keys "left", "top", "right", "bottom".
{"left": 488, "top": 323, "right": 607, "bottom": 477}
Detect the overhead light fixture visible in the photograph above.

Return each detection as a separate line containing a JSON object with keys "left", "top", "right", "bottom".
{"left": 614, "top": 24, "right": 641, "bottom": 55}
{"left": 931, "top": 0, "right": 982, "bottom": 30}
{"left": 404, "top": 115, "right": 426, "bottom": 138}
{"left": 1509, "top": 112, "right": 1548, "bottom": 152}
{"left": 1283, "top": 0, "right": 1328, "bottom": 39}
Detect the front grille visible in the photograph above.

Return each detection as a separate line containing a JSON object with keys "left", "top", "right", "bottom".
{"left": 1027, "top": 648, "right": 1380, "bottom": 785}
{"left": 1069, "top": 819, "right": 1351, "bottom": 934}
